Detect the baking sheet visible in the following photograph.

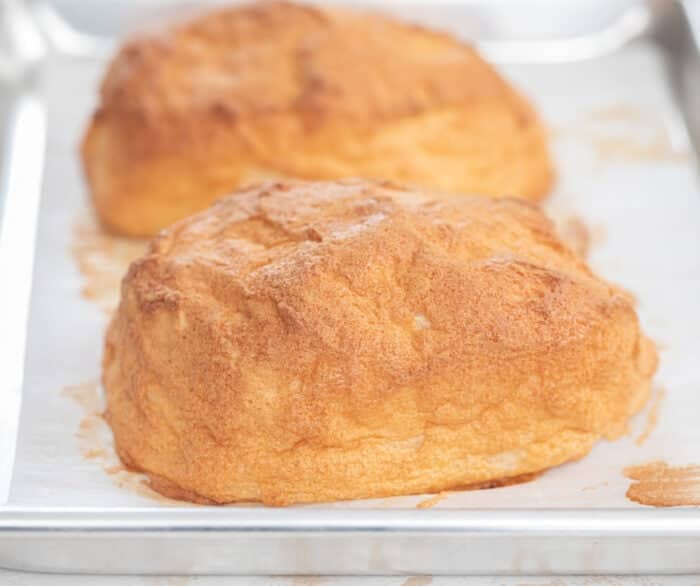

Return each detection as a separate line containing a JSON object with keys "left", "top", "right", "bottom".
{"left": 7, "top": 33, "right": 700, "bottom": 509}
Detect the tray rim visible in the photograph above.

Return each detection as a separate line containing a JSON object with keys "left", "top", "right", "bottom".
{"left": 0, "top": 507, "right": 700, "bottom": 536}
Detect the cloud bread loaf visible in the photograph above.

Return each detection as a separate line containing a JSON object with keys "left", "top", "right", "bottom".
{"left": 103, "top": 179, "right": 656, "bottom": 505}
{"left": 83, "top": 1, "right": 554, "bottom": 237}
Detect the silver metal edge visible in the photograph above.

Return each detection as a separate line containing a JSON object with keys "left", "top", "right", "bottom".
{"left": 0, "top": 88, "right": 46, "bottom": 506}
{"left": 652, "top": 0, "right": 700, "bottom": 162}
{"left": 0, "top": 508, "right": 698, "bottom": 535}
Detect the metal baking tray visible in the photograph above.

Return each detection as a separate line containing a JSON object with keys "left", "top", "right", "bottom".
{"left": 1, "top": 0, "right": 700, "bottom": 575}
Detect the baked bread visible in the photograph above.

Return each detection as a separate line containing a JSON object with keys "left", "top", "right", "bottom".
{"left": 83, "top": 1, "right": 553, "bottom": 237}
{"left": 103, "top": 179, "right": 656, "bottom": 505}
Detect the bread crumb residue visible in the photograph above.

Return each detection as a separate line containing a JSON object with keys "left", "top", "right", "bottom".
{"left": 635, "top": 385, "right": 666, "bottom": 446}
{"left": 63, "top": 380, "right": 184, "bottom": 505}
{"left": 71, "top": 214, "right": 147, "bottom": 315}
{"left": 625, "top": 461, "right": 700, "bottom": 507}
{"left": 416, "top": 491, "right": 450, "bottom": 509}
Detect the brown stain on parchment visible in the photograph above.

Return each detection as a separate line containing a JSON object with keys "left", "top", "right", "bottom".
{"left": 415, "top": 491, "right": 450, "bottom": 509}
{"left": 625, "top": 461, "right": 700, "bottom": 506}
{"left": 401, "top": 578, "right": 433, "bottom": 586}
{"left": 63, "top": 380, "right": 184, "bottom": 505}
{"left": 582, "top": 104, "right": 650, "bottom": 124}
{"left": 71, "top": 214, "right": 147, "bottom": 315}
{"left": 556, "top": 104, "right": 690, "bottom": 164}
{"left": 62, "top": 380, "right": 102, "bottom": 413}
{"left": 636, "top": 385, "right": 666, "bottom": 446}
{"left": 591, "top": 135, "right": 688, "bottom": 163}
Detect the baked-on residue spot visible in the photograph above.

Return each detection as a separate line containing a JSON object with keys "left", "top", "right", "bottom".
{"left": 625, "top": 461, "right": 700, "bottom": 507}
{"left": 401, "top": 577, "right": 433, "bottom": 586}
{"left": 62, "top": 380, "right": 103, "bottom": 413}
{"left": 556, "top": 105, "right": 690, "bottom": 165}
{"left": 415, "top": 491, "right": 450, "bottom": 509}
{"left": 635, "top": 385, "right": 666, "bottom": 446}
{"left": 63, "top": 380, "right": 184, "bottom": 505}
{"left": 589, "top": 135, "right": 688, "bottom": 164}
{"left": 71, "top": 214, "right": 147, "bottom": 315}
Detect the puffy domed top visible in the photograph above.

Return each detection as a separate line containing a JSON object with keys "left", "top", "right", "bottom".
{"left": 83, "top": 2, "right": 553, "bottom": 236}
{"left": 104, "top": 179, "right": 655, "bottom": 505}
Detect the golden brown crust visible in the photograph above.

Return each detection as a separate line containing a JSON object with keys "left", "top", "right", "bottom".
{"left": 83, "top": 1, "right": 554, "bottom": 236}
{"left": 103, "top": 179, "right": 656, "bottom": 505}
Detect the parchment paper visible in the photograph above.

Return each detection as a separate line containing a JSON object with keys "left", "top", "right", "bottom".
{"left": 7, "top": 40, "right": 700, "bottom": 509}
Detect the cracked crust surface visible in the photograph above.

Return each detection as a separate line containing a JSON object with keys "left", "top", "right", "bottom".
{"left": 83, "top": 1, "right": 553, "bottom": 236}
{"left": 103, "top": 179, "right": 656, "bottom": 505}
